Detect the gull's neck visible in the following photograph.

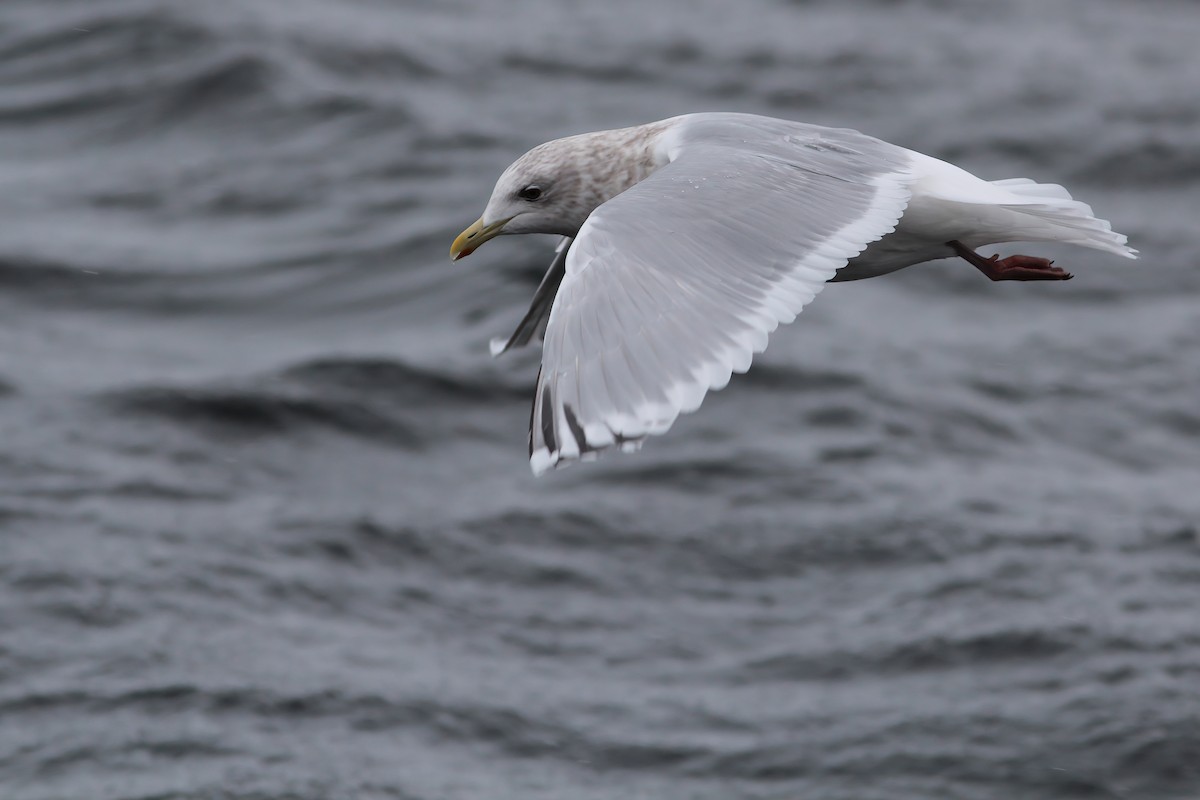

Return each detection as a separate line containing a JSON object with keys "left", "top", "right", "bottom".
{"left": 556, "top": 119, "right": 675, "bottom": 213}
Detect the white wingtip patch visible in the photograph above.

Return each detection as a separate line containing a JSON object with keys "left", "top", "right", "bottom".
{"left": 529, "top": 447, "right": 555, "bottom": 476}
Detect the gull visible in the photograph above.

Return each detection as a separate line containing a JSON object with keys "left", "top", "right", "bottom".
{"left": 449, "top": 113, "right": 1135, "bottom": 475}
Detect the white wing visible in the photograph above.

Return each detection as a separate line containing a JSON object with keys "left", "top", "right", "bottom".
{"left": 530, "top": 115, "right": 914, "bottom": 474}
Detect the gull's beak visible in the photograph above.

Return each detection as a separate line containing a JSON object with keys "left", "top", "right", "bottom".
{"left": 450, "top": 217, "right": 510, "bottom": 261}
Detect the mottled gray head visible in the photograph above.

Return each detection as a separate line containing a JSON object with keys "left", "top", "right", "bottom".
{"left": 486, "top": 139, "right": 594, "bottom": 235}
{"left": 450, "top": 124, "right": 668, "bottom": 260}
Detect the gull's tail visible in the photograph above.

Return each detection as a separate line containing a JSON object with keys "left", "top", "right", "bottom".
{"left": 991, "top": 177, "right": 1138, "bottom": 259}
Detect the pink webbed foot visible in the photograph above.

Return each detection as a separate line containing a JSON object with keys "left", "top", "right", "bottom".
{"left": 948, "top": 240, "right": 1073, "bottom": 282}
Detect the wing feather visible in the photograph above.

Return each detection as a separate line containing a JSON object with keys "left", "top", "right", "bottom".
{"left": 529, "top": 115, "right": 915, "bottom": 473}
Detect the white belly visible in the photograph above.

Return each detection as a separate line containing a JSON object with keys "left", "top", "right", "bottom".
{"left": 833, "top": 230, "right": 954, "bottom": 281}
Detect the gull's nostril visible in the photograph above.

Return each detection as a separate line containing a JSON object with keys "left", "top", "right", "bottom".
{"left": 467, "top": 231, "right": 477, "bottom": 239}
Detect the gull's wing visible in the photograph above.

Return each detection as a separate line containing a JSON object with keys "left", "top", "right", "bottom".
{"left": 490, "top": 236, "right": 572, "bottom": 357}
{"left": 530, "top": 116, "right": 914, "bottom": 474}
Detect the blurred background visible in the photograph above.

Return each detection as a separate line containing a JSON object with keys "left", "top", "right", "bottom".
{"left": 2, "top": 0, "right": 1199, "bottom": 798}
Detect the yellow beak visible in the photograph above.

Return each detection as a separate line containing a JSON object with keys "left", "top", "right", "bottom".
{"left": 449, "top": 217, "right": 510, "bottom": 261}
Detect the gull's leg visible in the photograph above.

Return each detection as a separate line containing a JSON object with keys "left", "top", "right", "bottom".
{"left": 947, "top": 240, "right": 1073, "bottom": 281}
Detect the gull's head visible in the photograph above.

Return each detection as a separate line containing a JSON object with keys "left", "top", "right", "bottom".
{"left": 450, "top": 139, "right": 592, "bottom": 261}
{"left": 450, "top": 125, "right": 667, "bottom": 261}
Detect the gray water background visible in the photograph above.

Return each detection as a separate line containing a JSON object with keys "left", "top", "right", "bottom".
{"left": 2, "top": 1, "right": 1200, "bottom": 798}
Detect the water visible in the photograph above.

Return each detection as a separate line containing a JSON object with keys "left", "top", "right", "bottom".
{"left": 2, "top": 1, "right": 1199, "bottom": 798}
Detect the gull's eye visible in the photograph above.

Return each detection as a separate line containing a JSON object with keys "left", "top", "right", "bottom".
{"left": 517, "top": 184, "right": 543, "bottom": 201}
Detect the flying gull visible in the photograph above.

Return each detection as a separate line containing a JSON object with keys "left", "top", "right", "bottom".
{"left": 449, "top": 113, "right": 1136, "bottom": 475}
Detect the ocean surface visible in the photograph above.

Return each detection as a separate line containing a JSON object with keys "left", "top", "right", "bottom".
{"left": 2, "top": 1, "right": 1199, "bottom": 798}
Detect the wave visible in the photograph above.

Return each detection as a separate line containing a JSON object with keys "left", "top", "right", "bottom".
{"left": 103, "top": 383, "right": 422, "bottom": 444}
{"left": 0, "top": 255, "right": 143, "bottom": 295}
{"left": 737, "top": 627, "right": 1083, "bottom": 684}
{"left": 99, "top": 357, "right": 528, "bottom": 446}
{"left": 0, "top": 6, "right": 410, "bottom": 137}
{"left": 280, "top": 357, "right": 527, "bottom": 404}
